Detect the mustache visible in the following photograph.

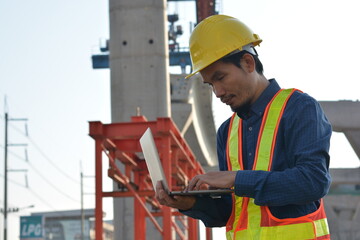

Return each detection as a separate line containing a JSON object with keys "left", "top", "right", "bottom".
{"left": 220, "top": 94, "right": 235, "bottom": 103}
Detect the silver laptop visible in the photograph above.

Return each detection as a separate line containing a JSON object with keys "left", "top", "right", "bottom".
{"left": 139, "top": 127, "right": 233, "bottom": 196}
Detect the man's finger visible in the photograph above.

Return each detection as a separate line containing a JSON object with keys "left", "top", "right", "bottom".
{"left": 187, "top": 176, "right": 200, "bottom": 191}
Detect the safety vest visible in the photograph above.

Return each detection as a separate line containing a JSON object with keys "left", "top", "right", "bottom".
{"left": 225, "top": 89, "right": 330, "bottom": 240}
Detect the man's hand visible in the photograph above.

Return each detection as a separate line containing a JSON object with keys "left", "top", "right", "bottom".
{"left": 155, "top": 181, "right": 196, "bottom": 211}
{"left": 185, "top": 171, "right": 237, "bottom": 191}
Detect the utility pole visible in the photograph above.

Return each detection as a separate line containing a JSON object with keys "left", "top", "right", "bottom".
{"left": 80, "top": 162, "right": 94, "bottom": 240}
{"left": 4, "top": 113, "right": 8, "bottom": 240}
{"left": 3, "top": 109, "right": 28, "bottom": 240}
{"left": 80, "top": 169, "right": 84, "bottom": 240}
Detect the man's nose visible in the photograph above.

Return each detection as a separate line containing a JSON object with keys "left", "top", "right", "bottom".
{"left": 213, "top": 84, "right": 225, "bottom": 98}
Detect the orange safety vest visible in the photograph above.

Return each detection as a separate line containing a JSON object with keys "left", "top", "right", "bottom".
{"left": 225, "top": 89, "right": 330, "bottom": 240}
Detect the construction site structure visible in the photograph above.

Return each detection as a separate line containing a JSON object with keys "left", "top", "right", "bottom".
{"left": 89, "top": 115, "right": 213, "bottom": 239}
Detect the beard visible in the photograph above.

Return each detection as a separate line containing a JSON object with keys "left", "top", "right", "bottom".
{"left": 231, "top": 99, "right": 252, "bottom": 115}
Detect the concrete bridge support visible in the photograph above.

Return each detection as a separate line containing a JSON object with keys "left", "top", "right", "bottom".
{"left": 320, "top": 101, "right": 360, "bottom": 239}
{"left": 109, "top": 0, "right": 169, "bottom": 239}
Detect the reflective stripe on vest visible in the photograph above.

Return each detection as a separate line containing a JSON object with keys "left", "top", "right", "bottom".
{"left": 225, "top": 89, "right": 330, "bottom": 240}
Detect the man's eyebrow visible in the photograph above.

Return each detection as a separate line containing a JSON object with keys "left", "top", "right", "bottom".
{"left": 203, "top": 71, "right": 223, "bottom": 84}
{"left": 211, "top": 71, "right": 223, "bottom": 81}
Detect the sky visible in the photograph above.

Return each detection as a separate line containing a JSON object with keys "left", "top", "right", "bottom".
{"left": 1, "top": 0, "right": 360, "bottom": 239}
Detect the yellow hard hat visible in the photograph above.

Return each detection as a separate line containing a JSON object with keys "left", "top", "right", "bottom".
{"left": 186, "top": 15, "right": 262, "bottom": 79}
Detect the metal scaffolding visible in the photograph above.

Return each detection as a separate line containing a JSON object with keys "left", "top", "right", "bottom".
{"left": 89, "top": 116, "right": 212, "bottom": 239}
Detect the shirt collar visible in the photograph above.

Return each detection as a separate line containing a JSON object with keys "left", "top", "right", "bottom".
{"left": 237, "top": 79, "right": 281, "bottom": 119}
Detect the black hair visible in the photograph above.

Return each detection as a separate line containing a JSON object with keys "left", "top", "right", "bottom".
{"left": 220, "top": 50, "right": 264, "bottom": 75}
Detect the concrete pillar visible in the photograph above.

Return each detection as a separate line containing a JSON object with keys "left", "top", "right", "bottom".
{"left": 109, "top": 0, "right": 170, "bottom": 122}
{"left": 109, "top": 0, "right": 169, "bottom": 239}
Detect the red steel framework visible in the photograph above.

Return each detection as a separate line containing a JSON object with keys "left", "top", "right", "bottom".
{"left": 89, "top": 116, "right": 213, "bottom": 239}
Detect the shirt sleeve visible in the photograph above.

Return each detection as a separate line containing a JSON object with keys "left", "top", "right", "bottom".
{"left": 234, "top": 94, "right": 332, "bottom": 207}
{"left": 180, "top": 119, "right": 232, "bottom": 227}
{"left": 179, "top": 194, "right": 232, "bottom": 227}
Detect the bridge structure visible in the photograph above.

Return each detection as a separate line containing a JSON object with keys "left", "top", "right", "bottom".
{"left": 319, "top": 101, "right": 360, "bottom": 240}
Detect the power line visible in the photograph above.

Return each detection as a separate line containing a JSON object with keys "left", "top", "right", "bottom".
{"left": 0, "top": 174, "right": 25, "bottom": 188}
{"left": 4, "top": 116, "right": 28, "bottom": 134}
{"left": 0, "top": 144, "right": 94, "bottom": 192}
{"left": 0, "top": 144, "right": 82, "bottom": 200}
{"left": 1, "top": 101, "right": 90, "bottom": 214}
{"left": 26, "top": 136, "right": 81, "bottom": 184}
{"left": 0, "top": 173, "right": 66, "bottom": 214}
{"left": 0, "top": 144, "right": 24, "bottom": 162}
{"left": 1, "top": 103, "right": 94, "bottom": 189}
{"left": 2, "top": 120, "right": 94, "bottom": 189}
{"left": 6, "top": 119, "right": 91, "bottom": 187}
{"left": 27, "top": 161, "right": 80, "bottom": 203}
{"left": 1, "top": 136, "right": 94, "bottom": 197}
{"left": 1, "top": 100, "right": 81, "bottom": 217}
{"left": 0, "top": 143, "right": 81, "bottom": 203}
{"left": 27, "top": 187, "right": 57, "bottom": 211}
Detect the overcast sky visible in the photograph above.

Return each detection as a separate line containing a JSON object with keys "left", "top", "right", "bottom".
{"left": 1, "top": 0, "right": 360, "bottom": 239}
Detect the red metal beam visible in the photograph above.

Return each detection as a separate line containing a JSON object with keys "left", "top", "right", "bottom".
{"left": 106, "top": 148, "right": 164, "bottom": 233}
{"left": 150, "top": 211, "right": 184, "bottom": 217}
{"left": 206, "top": 227, "right": 213, "bottom": 240}
{"left": 188, "top": 217, "right": 199, "bottom": 240}
{"left": 134, "top": 170, "right": 146, "bottom": 240}
{"left": 95, "top": 139, "right": 103, "bottom": 240}
{"left": 108, "top": 169, "right": 127, "bottom": 186}
{"left": 90, "top": 117, "right": 205, "bottom": 240}
{"left": 161, "top": 135, "right": 173, "bottom": 239}
{"left": 172, "top": 219, "right": 186, "bottom": 240}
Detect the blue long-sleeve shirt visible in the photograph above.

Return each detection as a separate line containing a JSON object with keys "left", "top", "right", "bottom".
{"left": 181, "top": 79, "right": 332, "bottom": 227}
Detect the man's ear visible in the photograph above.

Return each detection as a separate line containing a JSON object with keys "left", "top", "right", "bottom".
{"left": 240, "top": 53, "right": 256, "bottom": 73}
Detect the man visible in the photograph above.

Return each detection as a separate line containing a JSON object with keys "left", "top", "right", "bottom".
{"left": 156, "top": 14, "right": 331, "bottom": 240}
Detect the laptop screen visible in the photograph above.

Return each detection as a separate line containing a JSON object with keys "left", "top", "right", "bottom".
{"left": 139, "top": 128, "right": 170, "bottom": 193}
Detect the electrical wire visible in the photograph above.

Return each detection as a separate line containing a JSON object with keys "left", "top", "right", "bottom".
{"left": 1, "top": 107, "right": 95, "bottom": 209}
{"left": 0, "top": 144, "right": 80, "bottom": 203}
{"left": 27, "top": 186, "right": 58, "bottom": 211}
{"left": 5, "top": 119, "right": 93, "bottom": 189}
{"left": 0, "top": 102, "right": 82, "bottom": 212}
{"left": 27, "top": 135, "right": 81, "bottom": 184}
{"left": 27, "top": 161, "right": 80, "bottom": 203}
{"left": 0, "top": 173, "right": 63, "bottom": 212}
{"left": 0, "top": 143, "right": 24, "bottom": 161}
{"left": 0, "top": 173, "right": 25, "bottom": 188}
{"left": 0, "top": 174, "right": 56, "bottom": 210}
{"left": 27, "top": 136, "right": 94, "bottom": 189}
